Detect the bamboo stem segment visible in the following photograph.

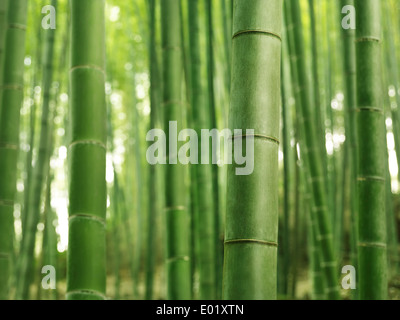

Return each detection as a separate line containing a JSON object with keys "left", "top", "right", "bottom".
{"left": 354, "top": 0, "right": 387, "bottom": 300}
{"left": 287, "top": 0, "right": 340, "bottom": 299}
{"left": 0, "top": 0, "right": 28, "bottom": 300}
{"left": 188, "top": 0, "right": 216, "bottom": 300}
{"left": 16, "top": 0, "right": 57, "bottom": 300}
{"left": 161, "top": 0, "right": 191, "bottom": 300}
{"left": 223, "top": 0, "right": 282, "bottom": 300}
{"left": 67, "top": 0, "right": 107, "bottom": 300}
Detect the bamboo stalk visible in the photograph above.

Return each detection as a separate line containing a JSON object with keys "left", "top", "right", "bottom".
{"left": 204, "top": 0, "right": 222, "bottom": 298}
{"left": 223, "top": 0, "right": 282, "bottom": 300}
{"left": 383, "top": 1, "right": 400, "bottom": 276}
{"left": 0, "top": 0, "right": 28, "bottom": 300}
{"left": 145, "top": 0, "right": 161, "bottom": 301}
{"left": 161, "top": 0, "right": 191, "bottom": 300}
{"left": 0, "top": 0, "right": 9, "bottom": 116}
{"left": 41, "top": 173, "right": 58, "bottom": 300}
{"left": 339, "top": 0, "right": 359, "bottom": 299}
{"left": 188, "top": 0, "right": 216, "bottom": 300}
{"left": 280, "top": 20, "right": 293, "bottom": 297}
{"left": 354, "top": 0, "right": 387, "bottom": 300}
{"left": 16, "top": 0, "right": 57, "bottom": 299}
{"left": 287, "top": 0, "right": 339, "bottom": 299}
{"left": 67, "top": 0, "right": 107, "bottom": 300}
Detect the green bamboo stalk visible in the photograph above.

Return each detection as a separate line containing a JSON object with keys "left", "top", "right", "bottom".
{"left": 22, "top": 69, "right": 38, "bottom": 239}
{"left": 180, "top": 0, "right": 191, "bottom": 106}
{"left": 178, "top": 0, "right": 198, "bottom": 299}
{"left": 305, "top": 176, "right": 325, "bottom": 300}
{"left": 0, "top": 0, "right": 9, "bottom": 115}
{"left": 38, "top": 10, "right": 68, "bottom": 299}
{"left": 16, "top": 0, "right": 57, "bottom": 299}
{"left": 383, "top": 1, "right": 400, "bottom": 276}
{"left": 120, "top": 184, "right": 137, "bottom": 298}
{"left": 285, "top": 11, "right": 324, "bottom": 297}
{"left": 105, "top": 79, "right": 121, "bottom": 300}
{"left": 308, "top": 0, "right": 324, "bottom": 154}
{"left": 324, "top": 0, "right": 337, "bottom": 238}
{"left": 288, "top": 0, "right": 339, "bottom": 299}
{"left": 132, "top": 75, "right": 144, "bottom": 300}
{"left": 21, "top": 0, "right": 43, "bottom": 236}
{"left": 121, "top": 65, "right": 143, "bottom": 298}
{"left": 285, "top": 0, "right": 321, "bottom": 299}
{"left": 309, "top": 220, "right": 325, "bottom": 300}
{"left": 41, "top": 172, "right": 58, "bottom": 300}
{"left": 223, "top": 0, "right": 281, "bottom": 300}
{"left": 383, "top": 131, "right": 397, "bottom": 279}
{"left": 0, "top": 0, "right": 7, "bottom": 55}
{"left": 161, "top": 0, "right": 191, "bottom": 300}
{"left": 280, "top": 66, "right": 290, "bottom": 299}
{"left": 188, "top": 0, "right": 216, "bottom": 300}
{"left": 381, "top": 25, "right": 398, "bottom": 280}
{"left": 354, "top": 0, "right": 387, "bottom": 300}
{"left": 204, "top": 0, "right": 222, "bottom": 298}
{"left": 335, "top": 144, "right": 346, "bottom": 262}
{"left": 0, "top": 0, "right": 28, "bottom": 300}
{"left": 280, "top": 21, "right": 292, "bottom": 297}
{"left": 294, "top": 71, "right": 326, "bottom": 300}
{"left": 339, "top": 0, "right": 358, "bottom": 299}
{"left": 145, "top": 0, "right": 161, "bottom": 301}
{"left": 181, "top": 0, "right": 196, "bottom": 300}
{"left": 283, "top": 1, "right": 303, "bottom": 299}
{"left": 290, "top": 143, "right": 302, "bottom": 299}
{"left": 67, "top": 0, "right": 107, "bottom": 300}
{"left": 221, "top": 0, "right": 231, "bottom": 96}
{"left": 111, "top": 170, "right": 121, "bottom": 300}
{"left": 384, "top": 0, "right": 400, "bottom": 185}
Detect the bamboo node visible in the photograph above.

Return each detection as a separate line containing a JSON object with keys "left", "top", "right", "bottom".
{"left": 317, "top": 234, "right": 333, "bottom": 241}
{"left": 167, "top": 256, "right": 190, "bottom": 263}
{"left": 69, "top": 214, "right": 106, "bottom": 227}
{"left": 357, "top": 175, "right": 385, "bottom": 182}
{"left": 161, "top": 45, "right": 181, "bottom": 51}
{"left": 9, "top": 23, "right": 26, "bottom": 31}
{"left": 0, "top": 142, "right": 18, "bottom": 150}
{"left": 68, "top": 139, "right": 107, "bottom": 150}
{"left": 0, "top": 84, "right": 24, "bottom": 91}
{"left": 321, "top": 261, "right": 336, "bottom": 268}
{"left": 164, "top": 206, "right": 186, "bottom": 212}
{"left": 70, "top": 64, "right": 105, "bottom": 75}
{"left": 232, "top": 134, "right": 280, "bottom": 145}
{"left": 355, "top": 106, "right": 383, "bottom": 114}
{"left": 66, "top": 289, "right": 108, "bottom": 300}
{"left": 224, "top": 239, "right": 278, "bottom": 247}
{"left": 232, "top": 29, "right": 282, "bottom": 42}
{"left": 355, "top": 36, "right": 380, "bottom": 43}
{"left": 0, "top": 199, "right": 14, "bottom": 207}
{"left": 358, "top": 241, "right": 387, "bottom": 248}
{"left": 0, "top": 252, "right": 10, "bottom": 259}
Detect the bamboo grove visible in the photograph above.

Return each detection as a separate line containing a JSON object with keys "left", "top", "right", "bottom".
{"left": 0, "top": 0, "right": 399, "bottom": 301}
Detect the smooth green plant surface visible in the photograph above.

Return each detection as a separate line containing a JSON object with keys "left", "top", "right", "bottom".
{"left": 161, "top": 0, "right": 191, "bottom": 300}
{"left": 67, "top": 0, "right": 107, "bottom": 300}
{"left": 0, "top": 0, "right": 28, "bottom": 300}
{"left": 355, "top": 0, "right": 387, "bottom": 300}
{"left": 223, "top": 0, "right": 282, "bottom": 300}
